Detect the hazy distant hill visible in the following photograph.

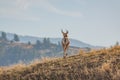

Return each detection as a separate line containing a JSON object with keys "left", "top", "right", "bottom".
{"left": 0, "top": 31, "right": 101, "bottom": 48}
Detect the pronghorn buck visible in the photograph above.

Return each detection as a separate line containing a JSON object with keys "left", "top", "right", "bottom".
{"left": 61, "top": 30, "right": 70, "bottom": 58}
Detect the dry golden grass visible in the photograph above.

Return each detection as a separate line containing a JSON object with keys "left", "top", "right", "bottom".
{"left": 0, "top": 45, "right": 120, "bottom": 80}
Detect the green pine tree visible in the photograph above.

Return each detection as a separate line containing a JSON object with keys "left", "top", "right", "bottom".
{"left": 1, "top": 32, "right": 7, "bottom": 40}
{"left": 14, "top": 34, "right": 20, "bottom": 42}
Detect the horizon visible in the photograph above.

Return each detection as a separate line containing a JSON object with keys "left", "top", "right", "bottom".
{"left": 0, "top": 0, "right": 120, "bottom": 47}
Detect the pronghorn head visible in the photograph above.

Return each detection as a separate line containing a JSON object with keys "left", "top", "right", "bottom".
{"left": 61, "top": 30, "right": 69, "bottom": 38}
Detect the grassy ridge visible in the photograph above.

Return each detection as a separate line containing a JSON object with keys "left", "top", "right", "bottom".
{"left": 0, "top": 46, "right": 120, "bottom": 80}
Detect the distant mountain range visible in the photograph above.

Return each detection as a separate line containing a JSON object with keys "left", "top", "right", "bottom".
{"left": 0, "top": 31, "right": 102, "bottom": 48}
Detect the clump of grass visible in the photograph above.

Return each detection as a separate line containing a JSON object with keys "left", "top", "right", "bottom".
{"left": 0, "top": 45, "right": 120, "bottom": 80}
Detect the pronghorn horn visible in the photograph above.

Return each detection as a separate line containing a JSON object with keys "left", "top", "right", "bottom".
{"left": 61, "top": 29, "right": 64, "bottom": 34}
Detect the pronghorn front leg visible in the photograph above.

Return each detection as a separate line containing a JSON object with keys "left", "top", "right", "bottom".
{"left": 63, "top": 52, "right": 66, "bottom": 58}
{"left": 64, "top": 49, "right": 67, "bottom": 58}
{"left": 63, "top": 52, "right": 65, "bottom": 58}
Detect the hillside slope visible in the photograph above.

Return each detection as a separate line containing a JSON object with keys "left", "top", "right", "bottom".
{"left": 0, "top": 46, "right": 120, "bottom": 80}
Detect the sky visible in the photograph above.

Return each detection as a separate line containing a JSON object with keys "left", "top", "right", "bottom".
{"left": 0, "top": 0, "right": 120, "bottom": 47}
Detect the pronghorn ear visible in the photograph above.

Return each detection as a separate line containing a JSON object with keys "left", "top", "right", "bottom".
{"left": 61, "top": 29, "right": 64, "bottom": 34}
{"left": 66, "top": 30, "right": 69, "bottom": 34}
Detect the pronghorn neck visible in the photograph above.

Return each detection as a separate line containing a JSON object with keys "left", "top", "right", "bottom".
{"left": 62, "top": 37, "right": 69, "bottom": 44}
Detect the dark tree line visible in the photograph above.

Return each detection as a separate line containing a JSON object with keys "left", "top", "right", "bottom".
{"left": 34, "top": 38, "right": 51, "bottom": 49}
{"left": 0, "top": 31, "right": 20, "bottom": 42}
{"left": 34, "top": 38, "right": 62, "bottom": 51}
